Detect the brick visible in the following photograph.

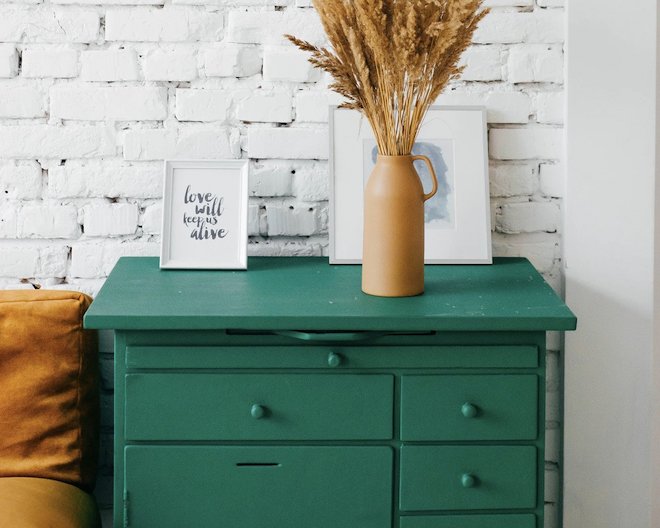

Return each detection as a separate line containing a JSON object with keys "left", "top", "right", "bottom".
{"left": 83, "top": 203, "right": 138, "bottom": 237}
{"left": 22, "top": 48, "right": 78, "bottom": 78}
{"left": 121, "top": 129, "right": 177, "bottom": 161}
{"left": 484, "top": 0, "right": 533, "bottom": 5}
{"left": 226, "top": 10, "right": 324, "bottom": 46}
{"left": 247, "top": 203, "right": 260, "bottom": 236}
{"left": 141, "top": 203, "right": 162, "bottom": 234}
{"left": 460, "top": 46, "right": 502, "bottom": 81}
{"left": 491, "top": 232, "right": 558, "bottom": 272}
{"left": 18, "top": 204, "right": 80, "bottom": 238}
{"left": 175, "top": 89, "right": 231, "bottom": 122}
{"left": 0, "top": 161, "right": 42, "bottom": 199}
{"left": 203, "top": 44, "right": 261, "bottom": 78}
{"left": 489, "top": 163, "right": 537, "bottom": 197}
{"left": 0, "top": 6, "right": 99, "bottom": 42}
{"left": 263, "top": 46, "right": 319, "bottom": 83}
{"left": 249, "top": 161, "right": 294, "bottom": 197}
{"left": 51, "top": 85, "right": 168, "bottom": 121}
{"left": 248, "top": 127, "right": 328, "bottom": 160}
{"left": 48, "top": 161, "right": 162, "bottom": 199}
{"left": 0, "top": 246, "right": 39, "bottom": 277}
{"left": 295, "top": 91, "right": 345, "bottom": 123}
{"left": 80, "top": 50, "right": 139, "bottom": 81}
{"left": 143, "top": 47, "right": 198, "bottom": 81}
{"left": 0, "top": 86, "right": 46, "bottom": 118}
{"left": 0, "top": 125, "right": 115, "bottom": 159}
{"left": 536, "top": 91, "right": 564, "bottom": 124}
{"left": 292, "top": 162, "right": 329, "bottom": 201}
{"left": 490, "top": 127, "right": 563, "bottom": 160}
{"left": 105, "top": 7, "right": 223, "bottom": 42}
{"left": 266, "top": 203, "right": 320, "bottom": 236}
{"left": 54, "top": 0, "right": 163, "bottom": 4}
{"left": 38, "top": 245, "right": 69, "bottom": 277}
{"left": 497, "top": 201, "right": 560, "bottom": 234}
{"left": 175, "top": 126, "right": 241, "bottom": 159}
{"left": 539, "top": 163, "right": 565, "bottom": 198}
{"left": 248, "top": 238, "right": 324, "bottom": 256}
{"left": 434, "top": 91, "right": 531, "bottom": 124}
{"left": 70, "top": 240, "right": 159, "bottom": 278}
{"left": 237, "top": 91, "right": 292, "bottom": 123}
{"left": 0, "top": 45, "right": 17, "bottom": 77}
{"left": 538, "top": 0, "right": 564, "bottom": 6}
{"left": 474, "top": 11, "right": 565, "bottom": 44}
{"left": 508, "top": 45, "right": 564, "bottom": 84}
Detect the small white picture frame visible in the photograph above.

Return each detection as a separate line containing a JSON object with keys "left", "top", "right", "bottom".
{"left": 160, "top": 160, "right": 248, "bottom": 270}
{"left": 330, "top": 106, "right": 492, "bottom": 264}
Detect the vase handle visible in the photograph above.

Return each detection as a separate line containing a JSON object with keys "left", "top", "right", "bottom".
{"left": 412, "top": 155, "right": 439, "bottom": 202}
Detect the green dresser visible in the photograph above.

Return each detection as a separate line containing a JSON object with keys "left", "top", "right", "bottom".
{"left": 84, "top": 257, "right": 576, "bottom": 528}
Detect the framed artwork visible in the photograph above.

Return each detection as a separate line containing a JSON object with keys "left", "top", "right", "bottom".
{"left": 330, "top": 106, "right": 492, "bottom": 264}
{"left": 160, "top": 160, "right": 248, "bottom": 270}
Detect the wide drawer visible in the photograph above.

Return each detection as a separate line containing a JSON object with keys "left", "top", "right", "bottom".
{"left": 400, "top": 374, "right": 538, "bottom": 440}
{"left": 399, "top": 514, "right": 536, "bottom": 528}
{"left": 399, "top": 446, "right": 537, "bottom": 511}
{"left": 125, "top": 446, "right": 393, "bottom": 528}
{"left": 125, "top": 373, "right": 393, "bottom": 440}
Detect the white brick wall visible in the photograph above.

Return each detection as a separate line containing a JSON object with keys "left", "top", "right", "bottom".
{"left": 0, "top": 1, "right": 566, "bottom": 526}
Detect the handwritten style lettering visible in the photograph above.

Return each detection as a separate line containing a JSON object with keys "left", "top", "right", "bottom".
{"left": 182, "top": 185, "right": 228, "bottom": 241}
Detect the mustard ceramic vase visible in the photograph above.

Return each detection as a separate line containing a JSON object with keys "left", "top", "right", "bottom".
{"left": 362, "top": 154, "right": 438, "bottom": 297}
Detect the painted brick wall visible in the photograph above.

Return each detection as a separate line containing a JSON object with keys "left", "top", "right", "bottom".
{"left": 0, "top": 0, "right": 565, "bottom": 525}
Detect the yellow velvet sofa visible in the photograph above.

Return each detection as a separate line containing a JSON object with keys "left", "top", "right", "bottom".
{"left": 0, "top": 290, "right": 101, "bottom": 528}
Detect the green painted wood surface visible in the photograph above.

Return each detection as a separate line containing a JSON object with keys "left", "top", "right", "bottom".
{"left": 125, "top": 373, "right": 393, "bottom": 441}
{"left": 124, "top": 446, "right": 393, "bottom": 528}
{"left": 399, "top": 514, "right": 536, "bottom": 528}
{"left": 400, "top": 374, "right": 538, "bottom": 441}
{"left": 84, "top": 257, "right": 576, "bottom": 331}
{"left": 125, "top": 345, "right": 538, "bottom": 369}
{"left": 399, "top": 446, "right": 537, "bottom": 511}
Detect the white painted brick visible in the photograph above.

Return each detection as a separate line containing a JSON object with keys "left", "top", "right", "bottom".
{"left": 141, "top": 203, "right": 162, "bottom": 234}
{"left": 536, "top": 91, "right": 564, "bottom": 124}
{"left": 0, "top": 205, "right": 18, "bottom": 238}
{"left": 508, "top": 45, "right": 564, "bottom": 83}
{"left": 203, "top": 44, "right": 261, "bottom": 78}
{"left": 226, "top": 11, "right": 324, "bottom": 46}
{"left": 175, "top": 89, "right": 231, "bottom": 122}
{"left": 489, "top": 163, "right": 538, "bottom": 197}
{"left": 293, "top": 163, "right": 328, "bottom": 201}
{"left": 0, "top": 246, "right": 39, "bottom": 277}
{"left": 460, "top": 46, "right": 502, "bottom": 81}
{"left": 474, "top": 11, "right": 564, "bottom": 44}
{"left": 267, "top": 203, "right": 319, "bottom": 236}
{"left": 105, "top": 8, "right": 223, "bottom": 42}
{"left": 263, "top": 46, "right": 320, "bottom": 83}
{"left": 18, "top": 204, "right": 80, "bottom": 238}
{"left": 0, "top": 6, "right": 99, "bottom": 43}
{"left": 84, "top": 203, "right": 138, "bottom": 237}
{"left": 484, "top": 0, "right": 532, "bottom": 5}
{"left": 247, "top": 203, "right": 260, "bottom": 236}
{"left": 80, "top": 50, "right": 139, "bottom": 81}
{"left": 0, "top": 161, "right": 42, "bottom": 199}
{"left": 175, "top": 127, "right": 241, "bottom": 159}
{"left": 0, "top": 86, "right": 46, "bottom": 118}
{"left": 70, "top": 241, "right": 159, "bottom": 278}
{"left": 121, "top": 129, "right": 176, "bottom": 161}
{"left": 54, "top": 0, "right": 163, "bottom": 4}
{"left": 0, "top": 45, "right": 17, "bottom": 77}
{"left": 0, "top": 125, "right": 115, "bottom": 159}
{"left": 38, "top": 245, "right": 69, "bottom": 277}
{"left": 435, "top": 91, "right": 531, "bottom": 124}
{"left": 22, "top": 48, "right": 78, "bottom": 78}
{"left": 538, "top": 0, "right": 564, "bottom": 6}
{"left": 248, "top": 127, "right": 328, "bottom": 160}
{"left": 295, "top": 91, "right": 345, "bottom": 123}
{"left": 51, "top": 85, "right": 168, "bottom": 121}
{"left": 237, "top": 90, "right": 292, "bottom": 123}
{"left": 540, "top": 162, "right": 565, "bottom": 197}
{"left": 249, "top": 161, "right": 294, "bottom": 197}
{"left": 491, "top": 232, "right": 558, "bottom": 272}
{"left": 489, "top": 127, "right": 563, "bottom": 160}
{"left": 248, "top": 238, "right": 324, "bottom": 257}
{"left": 48, "top": 161, "right": 162, "bottom": 199}
{"left": 497, "top": 201, "right": 560, "bottom": 234}
{"left": 143, "top": 47, "right": 198, "bottom": 81}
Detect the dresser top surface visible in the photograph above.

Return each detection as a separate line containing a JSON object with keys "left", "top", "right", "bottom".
{"left": 84, "top": 257, "right": 576, "bottom": 331}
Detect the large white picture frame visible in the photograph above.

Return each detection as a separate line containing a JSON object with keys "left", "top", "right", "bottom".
{"left": 160, "top": 160, "right": 248, "bottom": 270}
{"left": 330, "top": 106, "right": 492, "bottom": 264}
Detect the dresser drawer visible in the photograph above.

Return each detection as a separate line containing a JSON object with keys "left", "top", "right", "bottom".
{"left": 400, "top": 514, "right": 536, "bottom": 528}
{"left": 400, "top": 446, "right": 537, "bottom": 511}
{"left": 401, "top": 375, "right": 538, "bottom": 441}
{"left": 125, "top": 373, "right": 393, "bottom": 440}
{"left": 125, "top": 445, "right": 393, "bottom": 528}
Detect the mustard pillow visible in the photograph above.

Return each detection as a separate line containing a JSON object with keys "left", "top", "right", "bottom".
{"left": 0, "top": 291, "right": 99, "bottom": 492}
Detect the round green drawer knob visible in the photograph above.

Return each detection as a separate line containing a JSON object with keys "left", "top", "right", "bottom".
{"left": 250, "top": 404, "right": 267, "bottom": 419}
{"left": 461, "top": 402, "right": 479, "bottom": 418}
{"left": 327, "top": 352, "right": 343, "bottom": 368}
{"left": 461, "top": 473, "right": 477, "bottom": 488}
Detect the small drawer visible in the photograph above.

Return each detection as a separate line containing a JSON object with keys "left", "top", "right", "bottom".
{"left": 399, "top": 445, "right": 537, "bottom": 511}
{"left": 125, "top": 373, "right": 393, "bottom": 441}
{"left": 401, "top": 374, "right": 538, "bottom": 441}
{"left": 400, "top": 514, "right": 536, "bottom": 528}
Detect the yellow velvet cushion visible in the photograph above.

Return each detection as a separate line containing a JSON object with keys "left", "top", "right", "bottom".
{"left": 0, "top": 291, "right": 99, "bottom": 492}
{"left": 0, "top": 477, "right": 101, "bottom": 528}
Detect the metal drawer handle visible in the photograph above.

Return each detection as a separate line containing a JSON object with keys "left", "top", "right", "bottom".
{"left": 250, "top": 404, "right": 267, "bottom": 419}
{"left": 461, "top": 402, "right": 479, "bottom": 418}
{"left": 273, "top": 330, "right": 386, "bottom": 343}
{"left": 461, "top": 473, "right": 477, "bottom": 488}
{"left": 327, "top": 352, "right": 343, "bottom": 368}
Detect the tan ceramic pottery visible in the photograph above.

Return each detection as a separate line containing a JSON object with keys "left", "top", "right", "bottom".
{"left": 362, "top": 154, "right": 438, "bottom": 297}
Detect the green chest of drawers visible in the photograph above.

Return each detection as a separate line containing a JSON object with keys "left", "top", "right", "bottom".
{"left": 85, "top": 257, "right": 576, "bottom": 528}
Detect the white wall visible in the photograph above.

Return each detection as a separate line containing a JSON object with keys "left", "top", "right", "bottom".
{"left": 565, "top": 1, "right": 657, "bottom": 526}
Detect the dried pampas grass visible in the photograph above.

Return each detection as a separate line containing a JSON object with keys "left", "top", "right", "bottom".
{"left": 286, "top": 0, "right": 488, "bottom": 155}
